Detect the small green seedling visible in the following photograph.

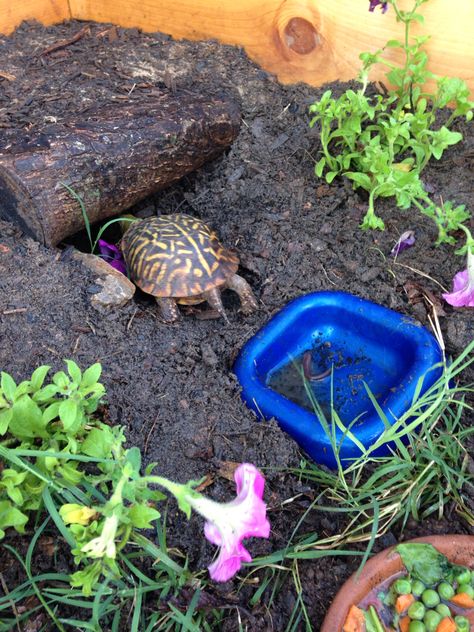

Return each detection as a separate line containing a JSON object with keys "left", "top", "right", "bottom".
{"left": 309, "top": 0, "right": 473, "bottom": 254}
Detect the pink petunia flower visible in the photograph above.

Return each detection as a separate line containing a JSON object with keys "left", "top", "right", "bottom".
{"left": 442, "top": 249, "right": 474, "bottom": 308}
{"left": 188, "top": 463, "right": 270, "bottom": 582}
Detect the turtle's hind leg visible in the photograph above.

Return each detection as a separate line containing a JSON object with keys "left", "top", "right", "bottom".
{"left": 203, "top": 287, "right": 229, "bottom": 322}
{"left": 226, "top": 274, "right": 258, "bottom": 315}
{"left": 156, "top": 297, "right": 180, "bottom": 323}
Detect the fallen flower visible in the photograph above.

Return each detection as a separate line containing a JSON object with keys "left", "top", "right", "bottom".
{"left": 81, "top": 513, "right": 119, "bottom": 559}
{"left": 442, "top": 249, "right": 474, "bottom": 308}
{"left": 188, "top": 463, "right": 270, "bottom": 582}
{"left": 369, "top": 0, "right": 388, "bottom": 12}
{"left": 390, "top": 230, "right": 416, "bottom": 256}
{"left": 59, "top": 503, "right": 97, "bottom": 526}
{"left": 97, "top": 239, "right": 127, "bottom": 275}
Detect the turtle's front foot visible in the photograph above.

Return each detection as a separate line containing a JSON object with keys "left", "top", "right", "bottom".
{"left": 227, "top": 274, "right": 258, "bottom": 315}
{"left": 156, "top": 297, "right": 180, "bottom": 323}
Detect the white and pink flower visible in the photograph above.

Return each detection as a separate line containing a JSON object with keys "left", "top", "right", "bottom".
{"left": 188, "top": 463, "right": 270, "bottom": 582}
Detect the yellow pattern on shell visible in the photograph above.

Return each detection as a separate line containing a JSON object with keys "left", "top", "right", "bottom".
{"left": 121, "top": 214, "right": 239, "bottom": 298}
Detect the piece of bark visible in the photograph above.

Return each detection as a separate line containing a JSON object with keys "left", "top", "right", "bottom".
{"left": 0, "top": 90, "right": 241, "bottom": 246}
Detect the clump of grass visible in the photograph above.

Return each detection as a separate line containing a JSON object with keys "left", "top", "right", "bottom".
{"left": 242, "top": 338, "right": 473, "bottom": 630}
{"left": 60, "top": 182, "right": 136, "bottom": 253}
{"left": 292, "top": 338, "right": 474, "bottom": 547}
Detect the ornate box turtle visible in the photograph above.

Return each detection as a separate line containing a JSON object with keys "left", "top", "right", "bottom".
{"left": 121, "top": 214, "right": 258, "bottom": 322}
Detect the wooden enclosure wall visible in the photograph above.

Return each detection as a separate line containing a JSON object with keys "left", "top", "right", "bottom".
{"left": 1, "top": 0, "right": 473, "bottom": 92}
{"left": 0, "top": 0, "right": 70, "bottom": 35}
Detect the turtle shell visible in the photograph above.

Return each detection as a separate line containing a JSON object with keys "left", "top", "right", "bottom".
{"left": 121, "top": 214, "right": 239, "bottom": 298}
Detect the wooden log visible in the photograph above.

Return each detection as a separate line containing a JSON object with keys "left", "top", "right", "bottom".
{"left": 0, "top": 91, "right": 241, "bottom": 246}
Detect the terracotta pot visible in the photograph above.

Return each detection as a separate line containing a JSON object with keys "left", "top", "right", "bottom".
{"left": 321, "top": 535, "right": 474, "bottom": 632}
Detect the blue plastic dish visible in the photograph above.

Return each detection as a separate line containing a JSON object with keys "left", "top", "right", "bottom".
{"left": 233, "top": 291, "right": 443, "bottom": 468}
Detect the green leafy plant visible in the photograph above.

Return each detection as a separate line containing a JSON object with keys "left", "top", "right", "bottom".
{"left": 0, "top": 361, "right": 273, "bottom": 629}
{"left": 0, "top": 361, "right": 108, "bottom": 538}
{"left": 309, "top": 0, "right": 473, "bottom": 254}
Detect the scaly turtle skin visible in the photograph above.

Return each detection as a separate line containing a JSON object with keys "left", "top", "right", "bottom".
{"left": 121, "top": 214, "right": 258, "bottom": 322}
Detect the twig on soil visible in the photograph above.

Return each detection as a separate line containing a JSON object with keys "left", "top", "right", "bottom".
{"left": 2, "top": 308, "right": 27, "bottom": 315}
{"left": 85, "top": 319, "right": 96, "bottom": 335}
{"left": 143, "top": 407, "right": 165, "bottom": 455}
{"left": 319, "top": 262, "right": 337, "bottom": 286}
{"left": 126, "top": 307, "right": 139, "bottom": 331}
{"left": 0, "top": 572, "right": 21, "bottom": 632}
{"left": 71, "top": 335, "right": 81, "bottom": 355}
{"left": 38, "top": 25, "right": 90, "bottom": 57}
{"left": 0, "top": 70, "right": 16, "bottom": 81}
{"left": 393, "top": 261, "right": 448, "bottom": 292}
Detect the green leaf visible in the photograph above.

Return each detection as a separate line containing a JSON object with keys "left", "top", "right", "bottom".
{"left": 65, "top": 360, "right": 82, "bottom": 385}
{"left": 385, "top": 39, "right": 403, "bottom": 48}
{"left": 0, "top": 500, "right": 29, "bottom": 537}
{"left": 9, "top": 395, "right": 48, "bottom": 438}
{"left": 345, "top": 172, "right": 372, "bottom": 191}
{"left": 396, "top": 543, "right": 463, "bottom": 586}
{"left": 14, "top": 380, "right": 32, "bottom": 398}
{"left": 128, "top": 504, "right": 161, "bottom": 529}
{"left": 125, "top": 447, "right": 142, "bottom": 475}
{"left": 33, "top": 384, "right": 60, "bottom": 402}
{"left": 30, "top": 365, "right": 51, "bottom": 392}
{"left": 53, "top": 371, "right": 70, "bottom": 390}
{"left": 1, "top": 372, "right": 16, "bottom": 401}
{"left": 315, "top": 157, "right": 326, "bottom": 178}
{"left": 325, "top": 171, "right": 338, "bottom": 184}
{"left": 81, "top": 363, "right": 102, "bottom": 388}
{"left": 42, "top": 401, "right": 61, "bottom": 424}
{"left": 0, "top": 408, "right": 13, "bottom": 435}
{"left": 81, "top": 427, "right": 115, "bottom": 458}
{"left": 59, "top": 399, "right": 79, "bottom": 431}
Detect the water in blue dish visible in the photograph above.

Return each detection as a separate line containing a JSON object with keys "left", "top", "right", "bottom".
{"left": 266, "top": 330, "right": 410, "bottom": 425}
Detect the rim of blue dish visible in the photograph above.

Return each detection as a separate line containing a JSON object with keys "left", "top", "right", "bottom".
{"left": 233, "top": 291, "right": 444, "bottom": 463}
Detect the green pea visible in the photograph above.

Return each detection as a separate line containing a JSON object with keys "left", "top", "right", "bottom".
{"left": 412, "top": 580, "right": 426, "bottom": 597}
{"left": 423, "top": 609, "right": 442, "bottom": 632}
{"left": 455, "top": 569, "right": 472, "bottom": 585}
{"left": 394, "top": 578, "right": 412, "bottom": 595}
{"left": 456, "top": 583, "right": 474, "bottom": 598}
{"left": 438, "top": 581, "right": 455, "bottom": 600}
{"left": 436, "top": 604, "right": 452, "bottom": 618}
{"left": 421, "top": 589, "right": 440, "bottom": 608}
{"left": 454, "top": 615, "right": 470, "bottom": 632}
{"left": 408, "top": 601, "right": 426, "bottom": 620}
{"left": 408, "top": 621, "right": 426, "bottom": 632}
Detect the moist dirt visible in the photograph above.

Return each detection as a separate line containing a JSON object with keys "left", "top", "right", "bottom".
{"left": 0, "top": 20, "right": 473, "bottom": 631}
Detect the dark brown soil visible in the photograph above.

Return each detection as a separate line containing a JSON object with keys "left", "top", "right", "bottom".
{"left": 0, "top": 20, "right": 473, "bottom": 631}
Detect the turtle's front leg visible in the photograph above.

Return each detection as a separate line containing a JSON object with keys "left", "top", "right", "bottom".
{"left": 156, "top": 297, "right": 180, "bottom": 323}
{"left": 226, "top": 274, "right": 258, "bottom": 315}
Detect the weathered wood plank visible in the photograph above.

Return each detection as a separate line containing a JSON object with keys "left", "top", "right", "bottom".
{"left": 0, "top": 0, "right": 70, "bottom": 34}
{"left": 68, "top": 0, "right": 474, "bottom": 92}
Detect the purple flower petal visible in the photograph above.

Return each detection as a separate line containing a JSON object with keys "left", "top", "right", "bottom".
{"left": 369, "top": 0, "right": 388, "bottom": 13}
{"left": 97, "top": 239, "right": 127, "bottom": 275}
{"left": 442, "top": 250, "right": 474, "bottom": 308}
{"left": 390, "top": 230, "right": 416, "bottom": 256}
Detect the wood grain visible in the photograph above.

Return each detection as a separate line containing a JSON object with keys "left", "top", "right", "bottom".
{"left": 0, "top": 0, "right": 70, "bottom": 34}
{"left": 0, "top": 1, "right": 472, "bottom": 92}
{"left": 68, "top": 0, "right": 474, "bottom": 91}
